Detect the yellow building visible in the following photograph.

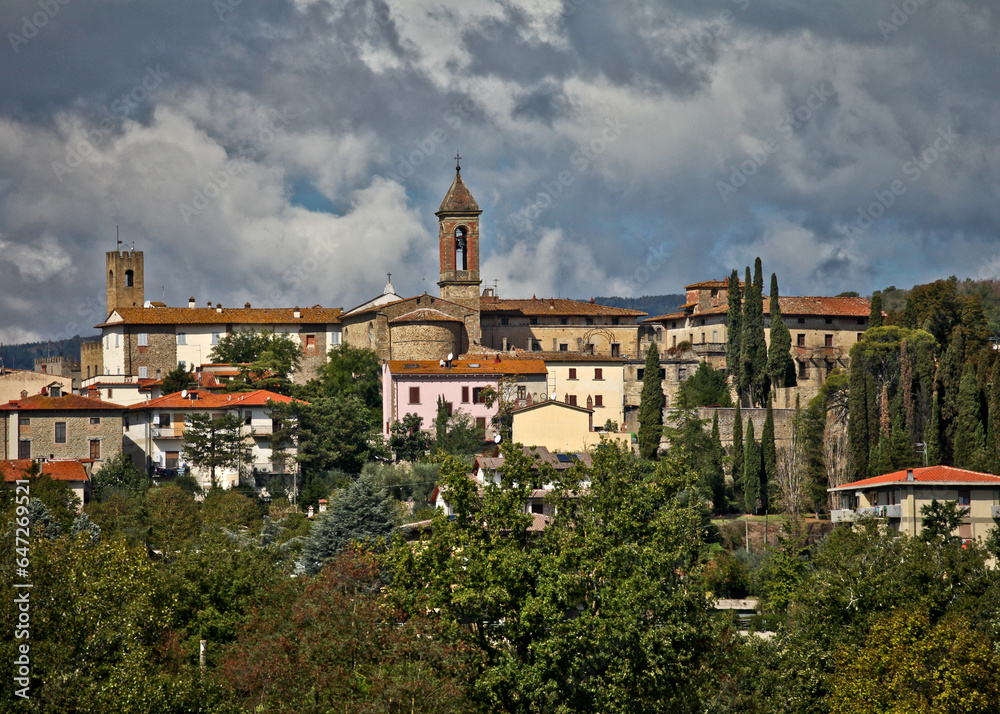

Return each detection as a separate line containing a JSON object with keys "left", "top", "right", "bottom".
{"left": 511, "top": 399, "right": 631, "bottom": 453}
{"left": 828, "top": 465, "right": 1000, "bottom": 541}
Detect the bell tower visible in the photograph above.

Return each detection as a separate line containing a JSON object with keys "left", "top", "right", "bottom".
{"left": 106, "top": 248, "right": 144, "bottom": 316}
{"left": 437, "top": 156, "right": 482, "bottom": 311}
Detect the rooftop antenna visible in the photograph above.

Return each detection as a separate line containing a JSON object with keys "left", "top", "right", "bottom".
{"left": 116, "top": 225, "right": 122, "bottom": 251}
{"left": 0, "top": 343, "right": 5, "bottom": 374}
{"left": 161, "top": 285, "right": 165, "bottom": 302}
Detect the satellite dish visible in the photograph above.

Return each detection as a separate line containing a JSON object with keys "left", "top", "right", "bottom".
{"left": 447, "top": 353, "right": 454, "bottom": 361}
{"left": 181, "top": 390, "right": 188, "bottom": 398}
{"left": 494, "top": 434, "right": 502, "bottom": 444}
{"left": 439, "top": 360, "right": 445, "bottom": 367}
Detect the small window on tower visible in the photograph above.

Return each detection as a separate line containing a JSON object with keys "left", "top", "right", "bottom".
{"left": 125, "top": 269, "right": 134, "bottom": 287}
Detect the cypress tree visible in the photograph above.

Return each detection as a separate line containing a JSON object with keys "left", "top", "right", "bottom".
{"left": 761, "top": 394, "right": 776, "bottom": 513}
{"left": 954, "top": 362, "right": 988, "bottom": 471}
{"left": 868, "top": 438, "right": 891, "bottom": 477}
{"left": 901, "top": 298, "right": 918, "bottom": 329}
{"left": 989, "top": 359, "right": 1000, "bottom": 474}
{"left": 900, "top": 339, "right": 914, "bottom": 440}
{"left": 726, "top": 269, "right": 743, "bottom": 379}
{"left": 744, "top": 418, "right": 760, "bottom": 514}
{"left": 638, "top": 343, "right": 665, "bottom": 460}
{"left": 767, "top": 273, "right": 794, "bottom": 391}
{"left": 866, "top": 374, "right": 879, "bottom": 458}
{"left": 741, "top": 261, "right": 767, "bottom": 407}
{"left": 869, "top": 291, "right": 884, "bottom": 329}
{"left": 709, "top": 412, "right": 727, "bottom": 512}
{"left": 847, "top": 359, "right": 869, "bottom": 479}
{"left": 889, "top": 413, "right": 916, "bottom": 470}
{"left": 938, "top": 327, "right": 965, "bottom": 463}
{"left": 731, "top": 402, "right": 745, "bottom": 507}
{"left": 926, "top": 391, "right": 942, "bottom": 466}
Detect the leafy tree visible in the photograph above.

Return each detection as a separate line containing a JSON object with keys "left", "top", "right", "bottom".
{"left": 389, "top": 413, "right": 433, "bottom": 462}
{"left": 70, "top": 511, "right": 101, "bottom": 544}
{"left": 726, "top": 268, "right": 743, "bottom": 377}
{"left": 847, "top": 360, "right": 870, "bottom": 479}
{"left": 202, "top": 489, "right": 263, "bottom": 532}
{"left": 638, "top": 342, "right": 664, "bottom": 459}
{"left": 290, "top": 394, "right": 383, "bottom": 475}
{"left": 182, "top": 412, "right": 253, "bottom": 488}
{"left": 437, "top": 410, "right": 487, "bottom": 457}
{"left": 27, "top": 498, "right": 62, "bottom": 539}
{"left": 307, "top": 344, "right": 382, "bottom": 420}
{"left": 868, "top": 290, "right": 883, "bottom": 329}
{"left": 740, "top": 260, "right": 768, "bottom": 406}
{"left": 907, "top": 278, "right": 963, "bottom": 347}
{"left": 84, "top": 491, "right": 149, "bottom": 548}
{"left": 161, "top": 363, "right": 195, "bottom": 394}
{"left": 767, "top": 273, "right": 795, "bottom": 390}
{"left": 744, "top": 418, "right": 760, "bottom": 514}
{"left": 92, "top": 451, "right": 151, "bottom": 495}
{"left": 955, "top": 362, "right": 989, "bottom": 471}
{"left": 938, "top": 326, "right": 966, "bottom": 462}
{"left": 676, "top": 360, "right": 733, "bottom": 408}
{"left": 709, "top": 411, "right": 728, "bottom": 512}
{"left": 989, "top": 359, "right": 1000, "bottom": 473}
{"left": 210, "top": 327, "right": 301, "bottom": 395}
{"left": 480, "top": 374, "right": 521, "bottom": 442}
{"left": 146, "top": 484, "right": 202, "bottom": 551}
{"left": 299, "top": 473, "right": 398, "bottom": 575}
{"left": 920, "top": 499, "right": 966, "bottom": 543}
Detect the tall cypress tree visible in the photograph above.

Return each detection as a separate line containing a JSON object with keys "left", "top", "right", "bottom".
{"left": 847, "top": 358, "right": 869, "bottom": 479}
{"left": 869, "top": 291, "right": 884, "bottom": 329}
{"left": 938, "top": 327, "right": 966, "bottom": 463}
{"left": 731, "top": 402, "right": 745, "bottom": 507}
{"left": 901, "top": 297, "right": 918, "bottom": 329}
{"left": 989, "top": 359, "right": 1000, "bottom": 474}
{"left": 761, "top": 394, "right": 776, "bottom": 513}
{"left": 638, "top": 343, "right": 665, "bottom": 460}
{"left": 744, "top": 418, "right": 760, "bottom": 514}
{"left": 709, "top": 412, "right": 727, "bottom": 512}
{"left": 741, "top": 261, "right": 767, "bottom": 407}
{"left": 954, "top": 362, "right": 988, "bottom": 471}
{"left": 726, "top": 269, "right": 743, "bottom": 379}
{"left": 900, "top": 339, "right": 914, "bottom": 441}
{"left": 767, "top": 273, "right": 794, "bottom": 391}
{"left": 866, "top": 374, "right": 879, "bottom": 458}
{"left": 926, "top": 390, "right": 942, "bottom": 466}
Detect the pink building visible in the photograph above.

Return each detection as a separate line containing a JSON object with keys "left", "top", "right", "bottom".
{"left": 382, "top": 357, "right": 548, "bottom": 439}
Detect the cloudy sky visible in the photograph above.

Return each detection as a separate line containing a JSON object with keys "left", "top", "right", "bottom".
{"left": 0, "top": 0, "right": 997, "bottom": 343}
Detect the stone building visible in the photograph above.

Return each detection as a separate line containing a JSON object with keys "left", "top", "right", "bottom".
{"left": 0, "top": 392, "right": 125, "bottom": 466}
{"left": 0, "top": 368, "right": 74, "bottom": 405}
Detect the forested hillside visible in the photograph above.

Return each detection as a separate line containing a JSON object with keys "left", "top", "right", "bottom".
{"left": 592, "top": 293, "right": 685, "bottom": 316}
{"left": 0, "top": 335, "right": 98, "bottom": 370}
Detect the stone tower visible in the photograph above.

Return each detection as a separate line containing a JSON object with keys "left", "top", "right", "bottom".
{"left": 106, "top": 249, "right": 144, "bottom": 316}
{"left": 436, "top": 161, "right": 482, "bottom": 312}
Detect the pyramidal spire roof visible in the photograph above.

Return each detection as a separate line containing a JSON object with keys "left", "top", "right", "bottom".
{"left": 437, "top": 166, "right": 481, "bottom": 214}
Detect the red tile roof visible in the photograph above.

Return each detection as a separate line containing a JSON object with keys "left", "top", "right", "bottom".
{"left": 0, "top": 393, "right": 125, "bottom": 411}
{"left": 0, "top": 459, "right": 90, "bottom": 482}
{"left": 830, "top": 465, "right": 1000, "bottom": 491}
{"left": 437, "top": 169, "right": 481, "bottom": 213}
{"left": 481, "top": 296, "right": 646, "bottom": 317}
{"left": 645, "top": 295, "right": 872, "bottom": 322}
{"left": 513, "top": 350, "right": 626, "bottom": 363}
{"left": 387, "top": 358, "right": 547, "bottom": 376}
{"left": 685, "top": 279, "right": 743, "bottom": 290}
{"left": 96, "top": 306, "right": 342, "bottom": 328}
{"left": 131, "top": 389, "right": 306, "bottom": 411}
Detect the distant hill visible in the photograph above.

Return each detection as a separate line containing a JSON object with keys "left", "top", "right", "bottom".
{"left": 591, "top": 295, "right": 686, "bottom": 318}
{"left": 0, "top": 335, "right": 100, "bottom": 371}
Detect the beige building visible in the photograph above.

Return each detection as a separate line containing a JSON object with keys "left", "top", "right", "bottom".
{"left": 0, "top": 368, "right": 74, "bottom": 405}
{"left": 0, "top": 392, "right": 124, "bottom": 466}
{"left": 511, "top": 400, "right": 631, "bottom": 453}
{"left": 516, "top": 351, "right": 627, "bottom": 428}
{"left": 829, "top": 466, "right": 1000, "bottom": 540}
{"left": 1, "top": 459, "right": 95, "bottom": 507}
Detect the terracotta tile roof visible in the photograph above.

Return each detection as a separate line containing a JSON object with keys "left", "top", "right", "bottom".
{"left": 685, "top": 279, "right": 743, "bottom": 290}
{"left": 0, "top": 393, "right": 125, "bottom": 411}
{"left": 512, "top": 350, "right": 626, "bottom": 363}
{"left": 96, "top": 306, "right": 342, "bottom": 328}
{"left": 646, "top": 296, "right": 872, "bottom": 321}
{"left": 131, "top": 389, "right": 306, "bottom": 411}
{"left": 481, "top": 295, "right": 646, "bottom": 317}
{"left": 346, "top": 293, "right": 477, "bottom": 318}
{"left": 829, "top": 465, "right": 1000, "bottom": 491}
{"left": 437, "top": 169, "right": 481, "bottom": 213}
{"left": 0, "top": 459, "right": 90, "bottom": 482}
{"left": 511, "top": 399, "right": 594, "bottom": 415}
{"left": 387, "top": 359, "right": 548, "bottom": 376}
{"left": 389, "top": 308, "right": 465, "bottom": 324}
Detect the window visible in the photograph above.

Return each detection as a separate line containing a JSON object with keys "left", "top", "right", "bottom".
{"left": 701, "top": 332, "right": 706, "bottom": 344}
{"left": 54, "top": 422, "right": 66, "bottom": 443}
{"left": 158, "top": 413, "right": 171, "bottom": 428}
{"left": 124, "top": 415, "right": 129, "bottom": 429}
{"left": 825, "top": 334, "right": 834, "bottom": 348}
{"left": 245, "top": 413, "right": 252, "bottom": 426}
{"left": 19, "top": 417, "right": 29, "bottom": 426}
{"left": 500, "top": 317, "right": 509, "bottom": 326}
{"left": 139, "top": 366, "right": 148, "bottom": 378}
{"left": 125, "top": 269, "right": 134, "bottom": 287}
{"left": 89, "top": 439, "right": 101, "bottom": 460}
{"left": 672, "top": 336, "right": 677, "bottom": 348}
{"left": 611, "top": 343, "right": 620, "bottom": 357}
{"left": 138, "top": 332, "right": 148, "bottom": 346}
{"left": 212, "top": 333, "right": 221, "bottom": 345}
{"left": 461, "top": 386, "right": 470, "bottom": 403}
{"left": 798, "top": 361, "right": 808, "bottom": 379}
{"left": 712, "top": 330, "right": 718, "bottom": 342}
{"left": 165, "top": 451, "right": 179, "bottom": 469}
{"left": 857, "top": 318, "right": 866, "bottom": 325}
{"left": 49, "top": 385, "right": 61, "bottom": 398}
{"left": 114, "top": 334, "right": 119, "bottom": 348}
{"left": 612, "top": 317, "right": 620, "bottom": 325}
{"left": 637, "top": 368, "right": 644, "bottom": 381}
{"left": 559, "top": 343, "right": 568, "bottom": 352}
{"left": 958, "top": 489, "right": 971, "bottom": 507}
{"left": 18, "top": 440, "right": 30, "bottom": 459}
{"left": 472, "top": 387, "right": 486, "bottom": 404}
{"left": 568, "top": 368, "right": 577, "bottom": 380}
{"left": 177, "top": 332, "right": 186, "bottom": 345}
{"left": 797, "top": 318, "right": 805, "bottom": 324}
{"left": 475, "top": 417, "right": 487, "bottom": 431}
{"left": 304, "top": 334, "right": 317, "bottom": 356}
{"left": 678, "top": 367, "right": 687, "bottom": 381}
{"left": 567, "top": 395, "right": 578, "bottom": 407}
{"left": 586, "top": 317, "right": 594, "bottom": 325}
{"left": 445, "top": 402, "right": 454, "bottom": 417}
{"left": 531, "top": 502, "right": 544, "bottom": 514}
{"left": 594, "top": 394, "right": 604, "bottom": 407}
{"left": 530, "top": 317, "right": 538, "bottom": 326}
{"left": 594, "top": 368, "right": 603, "bottom": 380}
{"left": 857, "top": 333, "right": 864, "bottom": 342}
{"left": 561, "top": 317, "right": 569, "bottom": 325}
{"left": 517, "top": 386, "right": 526, "bottom": 400}
{"left": 107, "top": 389, "right": 113, "bottom": 399}
{"left": 825, "top": 317, "right": 833, "bottom": 325}
{"left": 90, "top": 417, "right": 101, "bottom": 425}
{"left": 408, "top": 387, "right": 420, "bottom": 404}
{"left": 532, "top": 341, "right": 542, "bottom": 352}
{"left": 797, "top": 334, "right": 806, "bottom": 347}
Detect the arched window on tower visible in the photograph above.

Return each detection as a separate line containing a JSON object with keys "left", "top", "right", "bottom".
{"left": 108, "top": 270, "right": 114, "bottom": 285}
{"left": 125, "top": 269, "right": 134, "bottom": 287}
{"left": 454, "top": 226, "right": 468, "bottom": 271}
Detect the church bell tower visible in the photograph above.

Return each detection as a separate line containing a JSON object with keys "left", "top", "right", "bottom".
{"left": 437, "top": 156, "right": 482, "bottom": 312}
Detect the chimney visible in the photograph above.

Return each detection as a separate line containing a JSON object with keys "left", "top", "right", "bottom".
{"left": 906, "top": 469, "right": 914, "bottom": 481}
{"left": 20, "top": 390, "right": 28, "bottom": 399}
{"left": 189, "top": 296, "right": 196, "bottom": 308}
{"left": 244, "top": 301, "right": 251, "bottom": 309}
{"left": 41, "top": 364, "right": 46, "bottom": 373}
{"left": 206, "top": 301, "right": 212, "bottom": 307}
{"left": 293, "top": 307, "right": 301, "bottom": 319}
{"left": 216, "top": 304, "right": 223, "bottom": 313}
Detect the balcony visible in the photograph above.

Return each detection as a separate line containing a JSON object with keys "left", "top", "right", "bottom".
{"left": 151, "top": 427, "right": 184, "bottom": 439}
{"left": 832, "top": 505, "right": 901, "bottom": 522}
{"left": 691, "top": 342, "right": 727, "bottom": 355}
{"left": 831, "top": 509, "right": 855, "bottom": 523}
{"left": 991, "top": 505, "right": 1000, "bottom": 519}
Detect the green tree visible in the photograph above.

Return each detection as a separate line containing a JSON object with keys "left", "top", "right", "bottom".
{"left": 740, "top": 259, "right": 768, "bottom": 406}
{"left": 437, "top": 410, "right": 487, "bottom": 457}
{"left": 868, "top": 290, "right": 883, "bottom": 329}
{"left": 307, "top": 344, "right": 382, "bottom": 421}
{"left": 848, "top": 363, "right": 870, "bottom": 479}
{"left": 182, "top": 412, "right": 253, "bottom": 488}
{"left": 744, "top": 418, "right": 760, "bottom": 514}
{"left": 147, "top": 484, "right": 202, "bottom": 551}
{"left": 293, "top": 394, "right": 383, "bottom": 475}
{"left": 299, "top": 473, "right": 398, "bottom": 575}
{"left": 210, "top": 327, "right": 301, "bottom": 395}
{"left": 92, "top": 451, "right": 151, "bottom": 495}
{"left": 938, "top": 326, "right": 966, "bottom": 463}
{"left": 709, "top": 411, "right": 728, "bottom": 512}
{"left": 161, "top": 363, "right": 195, "bottom": 394}
{"left": 920, "top": 499, "right": 966, "bottom": 543}
{"left": 761, "top": 395, "right": 776, "bottom": 513}
{"left": 767, "top": 273, "right": 795, "bottom": 391}
{"left": 202, "top": 489, "right": 263, "bottom": 532}
{"left": 84, "top": 491, "right": 149, "bottom": 548}
{"left": 638, "top": 342, "right": 664, "bottom": 460}
{"left": 389, "top": 413, "right": 433, "bottom": 462}
{"left": 676, "top": 360, "right": 733, "bottom": 408}
{"left": 731, "top": 401, "right": 744, "bottom": 507}
{"left": 989, "top": 359, "right": 1000, "bottom": 473}
{"left": 955, "top": 362, "right": 988, "bottom": 471}
{"left": 726, "top": 268, "right": 743, "bottom": 377}
{"left": 926, "top": 390, "right": 943, "bottom": 465}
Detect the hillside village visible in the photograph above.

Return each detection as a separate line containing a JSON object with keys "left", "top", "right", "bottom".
{"left": 5, "top": 167, "right": 1000, "bottom": 711}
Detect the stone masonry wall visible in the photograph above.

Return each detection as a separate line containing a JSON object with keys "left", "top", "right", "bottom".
{"left": 696, "top": 406, "right": 796, "bottom": 447}
{"left": 124, "top": 325, "right": 176, "bottom": 379}
{"left": 15, "top": 411, "right": 123, "bottom": 465}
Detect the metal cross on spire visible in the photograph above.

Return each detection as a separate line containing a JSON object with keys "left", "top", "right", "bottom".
{"left": 455, "top": 153, "right": 461, "bottom": 171}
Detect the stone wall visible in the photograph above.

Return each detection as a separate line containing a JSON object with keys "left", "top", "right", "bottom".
{"left": 695, "top": 406, "right": 796, "bottom": 446}
{"left": 295, "top": 328, "right": 327, "bottom": 383}
{"left": 124, "top": 325, "right": 176, "bottom": 379}
{"left": 12, "top": 411, "right": 123, "bottom": 464}
{"left": 483, "top": 323, "right": 642, "bottom": 359}
{"left": 389, "top": 322, "right": 462, "bottom": 361}
{"left": 80, "top": 341, "right": 104, "bottom": 382}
